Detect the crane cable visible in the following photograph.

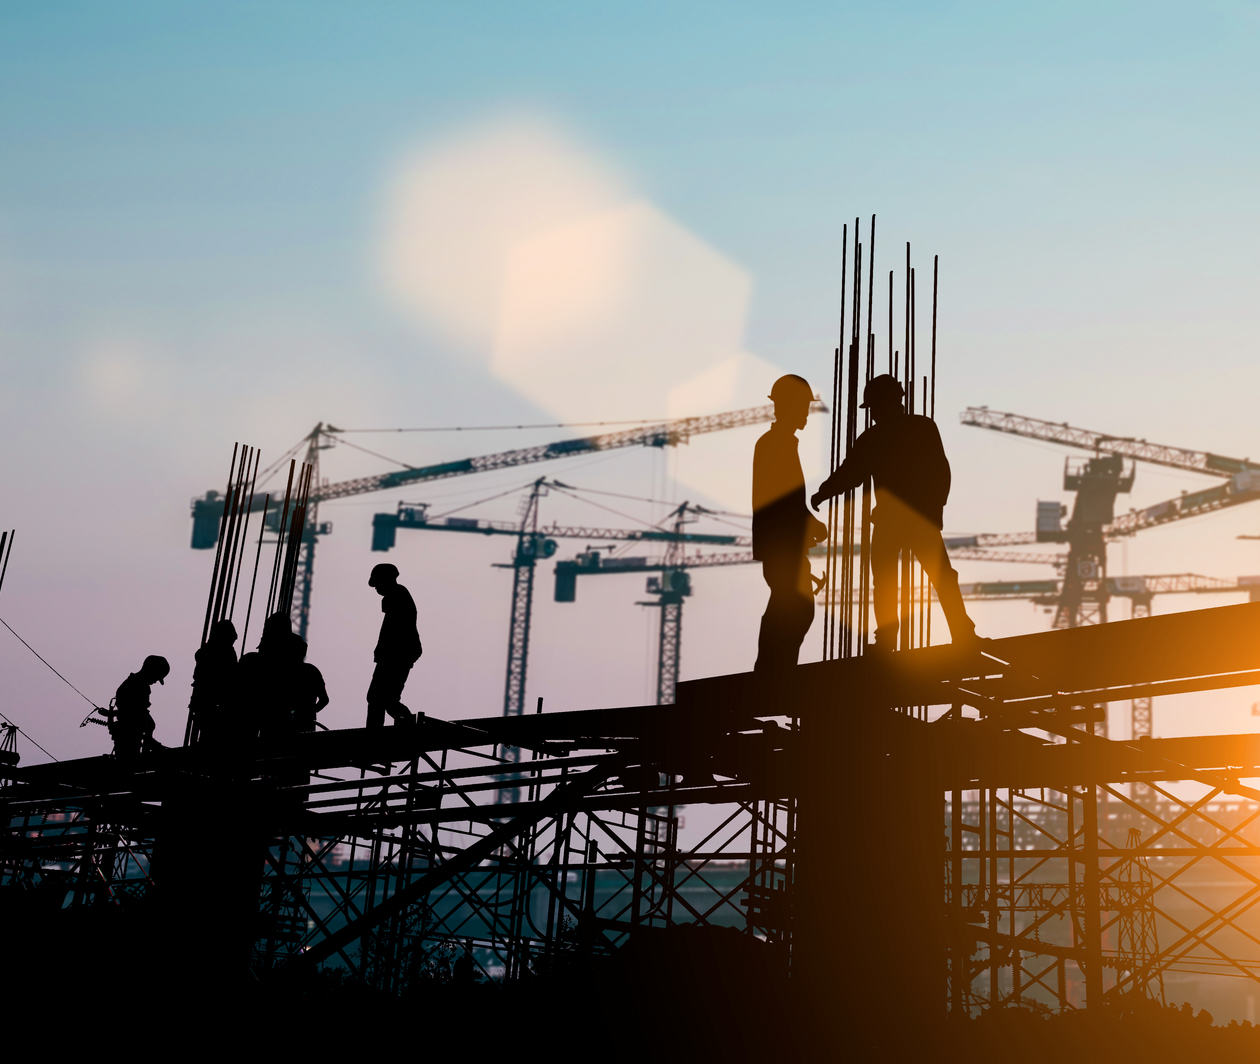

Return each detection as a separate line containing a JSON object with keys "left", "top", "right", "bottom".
{"left": 331, "top": 417, "right": 677, "bottom": 434}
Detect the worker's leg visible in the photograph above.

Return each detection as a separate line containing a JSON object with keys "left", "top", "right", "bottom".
{"left": 784, "top": 557, "right": 816, "bottom": 660}
{"left": 869, "top": 520, "right": 901, "bottom": 650}
{"left": 366, "top": 662, "right": 396, "bottom": 729}
{"left": 755, "top": 556, "right": 814, "bottom": 672}
{"left": 389, "top": 663, "right": 415, "bottom": 724}
{"left": 906, "top": 516, "right": 976, "bottom": 642}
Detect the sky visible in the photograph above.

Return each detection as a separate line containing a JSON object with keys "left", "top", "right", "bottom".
{"left": 3, "top": 1, "right": 1260, "bottom": 764}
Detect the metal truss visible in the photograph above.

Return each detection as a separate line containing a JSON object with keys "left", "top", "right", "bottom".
{"left": 5, "top": 601, "right": 1260, "bottom": 1023}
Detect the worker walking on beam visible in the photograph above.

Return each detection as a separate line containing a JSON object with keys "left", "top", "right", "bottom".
{"left": 366, "top": 562, "right": 422, "bottom": 728}
{"left": 753, "top": 374, "right": 828, "bottom": 672}
{"left": 108, "top": 655, "right": 170, "bottom": 760}
{"left": 811, "top": 373, "right": 977, "bottom": 653}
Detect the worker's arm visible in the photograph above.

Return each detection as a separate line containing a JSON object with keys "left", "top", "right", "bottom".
{"left": 810, "top": 441, "right": 869, "bottom": 511}
{"left": 924, "top": 419, "right": 952, "bottom": 512}
{"left": 807, "top": 513, "right": 828, "bottom": 545}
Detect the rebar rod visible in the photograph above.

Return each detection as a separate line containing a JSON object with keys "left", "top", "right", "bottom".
{"left": 211, "top": 444, "right": 248, "bottom": 634}
{"left": 202, "top": 443, "right": 239, "bottom": 645}
{"left": 229, "top": 447, "right": 261, "bottom": 622}
{"left": 217, "top": 444, "right": 252, "bottom": 629}
{"left": 0, "top": 529, "right": 13, "bottom": 599}
{"left": 931, "top": 255, "right": 939, "bottom": 421}
{"left": 240, "top": 493, "right": 271, "bottom": 651}
{"left": 825, "top": 224, "right": 849, "bottom": 660}
{"left": 267, "top": 460, "right": 296, "bottom": 619}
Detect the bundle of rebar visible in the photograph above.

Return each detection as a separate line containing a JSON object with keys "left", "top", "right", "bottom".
{"left": 822, "top": 217, "right": 940, "bottom": 666}
{"left": 0, "top": 529, "right": 14, "bottom": 600}
{"left": 186, "top": 443, "right": 312, "bottom": 744}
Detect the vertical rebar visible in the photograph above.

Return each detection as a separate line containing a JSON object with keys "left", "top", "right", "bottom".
{"left": 229, "top": 447, "right": 261, "bottom": 622}
{"left": 887, "top": 271, "right": 894, "bottom": 374}
{"left": 900, "top": 245, "right": 912, "bottom": 650}
{"left": 843, "top": 338, "right": 859, "bottom": 658}
{"left": 211, "top": 445, "right": 249, "bottom": 637}
{"left": 278, "top": 464, "right": 309, "bottom": 616}
{"left": 841, "top": 230, "right": 862, "bottom": 657}
{"left": 931, "top": 255, "right": 939, "bottom": 421}
{"left": 215, "top": 444, "right": 252, "bottom": 631}
{"left": 202, "top": 443, "right": 239, "bottom": 645}
{"left": 0, "top": 530, "right": 12, "bottom": 599}
{"left": 825, "top": 224, "right": 849, "bottom": 660}
{"left": 240, "top": 493, "right": 272, "bottom": 651}
{"left": 267, "top": 460, "right": 296, "bottom": 618}
{"left": 912, "top": 268, "right": 922, "bottom": 426}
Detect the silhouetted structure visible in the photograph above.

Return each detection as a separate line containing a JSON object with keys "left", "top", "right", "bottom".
{"left": 813, "top": 373, "right": 975, "bottom": 651}
{"left": 752, "top": 374, "right": 828, "bottom": 672}
{"left": 366, "top": 562, "right": 422, "bottom": 728}
{"left": 108, "top": 655, "right": 169, "bottom": 759}
{"left": 9, "top": 602, "right": 1260, "bottom": 1032}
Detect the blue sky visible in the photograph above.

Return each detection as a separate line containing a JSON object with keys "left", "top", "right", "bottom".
{"left": 3, "top": 2, "right": 1260, "bottom": 762}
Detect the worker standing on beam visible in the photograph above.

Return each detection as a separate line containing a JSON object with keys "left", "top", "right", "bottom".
{"left": 366, "top": 562, "right": 422, "bottom": 728}
{"left": 188, "top": 619, "right": 238, "bottom": 748}
{"left": 811, "top": 373, "right": 976, "bottom": 653}
{"left": 752, "top": 374, "right": 828, "bottom": 672}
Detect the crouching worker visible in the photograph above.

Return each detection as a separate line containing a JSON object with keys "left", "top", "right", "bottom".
{"left": 108, "top": 655, "right": 170, "bottom": 760}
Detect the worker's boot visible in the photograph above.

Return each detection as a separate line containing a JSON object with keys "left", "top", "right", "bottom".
{"left": 947, "top": 616, "right": 981, "bottom": 654}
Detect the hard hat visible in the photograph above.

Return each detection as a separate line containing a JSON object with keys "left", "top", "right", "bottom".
{"left": 860, "top": 374, "right": 905, "bottom": 409}
{"left": 369, "top": 562, "right": 400, "bottom": 587}
{"left": 142, "top": 655, "right": 170, "bottom": 684}
{"left": 768, "top": 374, "right": 813, "bottom": 404}
{"left": 210, "top": 619, "right": 237, "bottom": 643}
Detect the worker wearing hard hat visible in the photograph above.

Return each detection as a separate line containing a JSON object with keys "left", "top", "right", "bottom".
{"left": 108, "top": 654, "right": 170, "bottom": 759}
{"left": 811, "top": 373, "right": 976, "bottom": 652}
{"left": 366, "top": 562, "right": 423, "bottom": 728}
{"left": 752, "top": 374, "right": 828, "bottom": 672}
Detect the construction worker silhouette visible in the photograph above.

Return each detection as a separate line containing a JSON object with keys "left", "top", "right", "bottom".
{"left": 188, "top": 619, "right": 238, "bottom": 746}
{"left": 109, "top": 655, "right": 169, "bottom": 759}
{"left": 811, "top": 373, "right": 976, "bottom": 652}
{"left": 366, "top": 562, "right": 422, "bottom": 728}
{"left": 290, "top": 633, "right": 329, "bottom": 732}
{"left": 753, "top": 375, "right": 828, "bottom": 672}
{"left": 240, "top": 611, "right": 296, "bottom": 745}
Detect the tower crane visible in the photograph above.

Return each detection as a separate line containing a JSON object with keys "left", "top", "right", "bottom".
{"left": 961, "top": 407, "right": 1260, "bottom": 737}
{"left": 958, "top": 573, "right": 1260, "bottom": 742}
{"left": 189, "top": 402, "right": 804, "bottom": 640}
{"left": 372, "top": 475, "right": 1065, "bottom": 736}
{"left": 555, "top": 534, "right": 1064, "bottom": 705}
{"left": 371, "top": 481, "right": 749, "bottom": 800}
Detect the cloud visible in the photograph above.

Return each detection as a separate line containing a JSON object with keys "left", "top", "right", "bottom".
{"left": 77, "top": 338, "right": 168, "bottom": 416}
{"left": 379, "top": 114, "right": 629, "bottom": 354}
{"left": 492, "top": 198, "right": 752, "bottom": 422}
{"left": 377, "top": 112, "right": 794, "bottom": 508}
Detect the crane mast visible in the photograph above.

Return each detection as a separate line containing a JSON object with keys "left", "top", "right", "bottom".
{"left": 497, "top": 479, "right": 550, "bottom": 803}
{"left": 962, "top": 406, "right": 1260, "bottom": 739}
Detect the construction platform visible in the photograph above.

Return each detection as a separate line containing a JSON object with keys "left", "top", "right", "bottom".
{"left": 5, "top": 602, "right": 1260, "bottom": 1020}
